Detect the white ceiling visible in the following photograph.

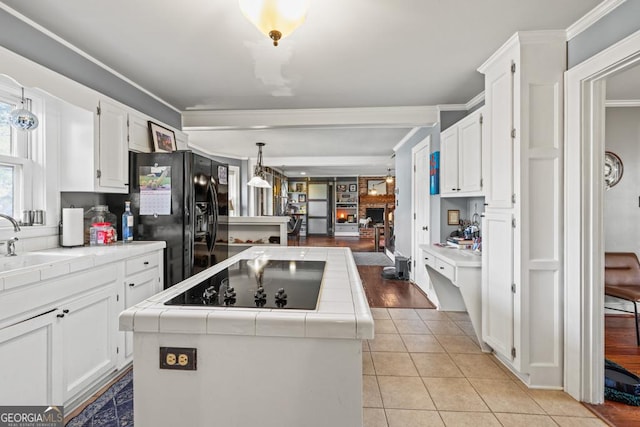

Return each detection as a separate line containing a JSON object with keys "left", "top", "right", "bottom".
{"left": 2, "top": 0, "right": 602, "bottom": 176}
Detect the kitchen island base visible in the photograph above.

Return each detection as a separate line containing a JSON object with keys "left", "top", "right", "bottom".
{"left": 133, "top": 332, "right": 363, "bottom": 427}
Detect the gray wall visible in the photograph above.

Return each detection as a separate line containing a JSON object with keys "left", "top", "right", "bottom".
{"left": 0, "top": 9, "right": 181, "bottom": 129}
{"left": 394, "top": 126, "right": 440, "bottom": 257}
{"left": 568, "top": 0, "right": 640, "bottom": 68}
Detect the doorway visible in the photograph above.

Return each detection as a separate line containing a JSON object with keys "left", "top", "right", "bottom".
{"left": 565, "top": 30, "right": 640, "bottom": 403}
{"left": 411, "top": 136, "right": 431, "bottom": 295}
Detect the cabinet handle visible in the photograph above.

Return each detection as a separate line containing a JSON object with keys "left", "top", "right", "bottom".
{"left": 439, "top": 266, "right": 445, "bottom": 270}
{"left": 129, "top": 283, "right": 135, "bottom": 287}
{"left": 451, "top": 188, "right": 456, "bottom": 191}
{"left": 57, "top": 313, "right": 65, "bottom": 318}
{"left": 63, "top": 309, "right": 69, "bottom": 314}
{"left": 143, "top": 261, "right": 149, "bottom": 265}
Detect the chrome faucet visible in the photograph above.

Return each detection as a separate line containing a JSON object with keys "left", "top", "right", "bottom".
{"left": 6, "top": 237, "right": 18, "bottom": 257}
{"left": 0, "top": 214, "right": 21, "bottom": 232}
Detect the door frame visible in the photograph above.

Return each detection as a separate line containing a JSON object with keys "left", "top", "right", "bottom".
{"left": 411, "top": 135, "right": 431, "bottom": 286}
{"left": 565, "top": 29, "right": 640, "bottom": 403}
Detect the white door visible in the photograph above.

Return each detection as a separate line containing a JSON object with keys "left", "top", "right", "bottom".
{"left": 0, "top": 309, "right": 62, "bottom": 405}
{"left": 482, "top": 210, "right": 514, "bottom": 360}
{"left": 411, "top": 137, "right": 431, "bottom": 293}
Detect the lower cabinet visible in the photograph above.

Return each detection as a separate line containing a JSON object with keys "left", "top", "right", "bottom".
{"left": 0, "top": 308, "right": 62, "bottom": 405}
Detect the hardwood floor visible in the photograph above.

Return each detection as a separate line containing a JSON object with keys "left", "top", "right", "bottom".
{"left": 304, "top": 235, "right": 434, "bottom": 308}
{"left": 585, "top": 315, "right": 640, "bottom": 426}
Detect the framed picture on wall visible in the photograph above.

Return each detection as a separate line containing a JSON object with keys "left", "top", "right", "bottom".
{"left": 348, "top": 184, "right": 357, "bottom": 192}
{"left": 149, "top": 121, "right": 177, "bottom": 153}
{"left": 337, "top": 184, "right": 347, "bottom": 192}
{"left": 447, "top": 209, "right": 460, "bottom": 225}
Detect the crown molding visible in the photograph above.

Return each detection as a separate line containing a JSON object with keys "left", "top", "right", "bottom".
{"left": 466, "top": 91, "right": 485, "bottom": 109}
{"left": 605, "top": 99, "right": 640, "bottom": 107}
{"left": 437, "top": 104, "right": 466, "bottom": 112}
{"left": 393, "top": 127, "right": 421, "bottom": 152}
{"left": 0, "top": 3, "right": 182, "bottom": 114}
{"left": 566, "top": 0, "right": 627, "bottom": 41}
{"left": 478, "top": 31, "right": 566, "bottom": 73}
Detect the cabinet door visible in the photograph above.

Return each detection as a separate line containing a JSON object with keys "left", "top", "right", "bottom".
{"left": 98, "top": 99, "right": 128, "bottom": 191}
{"left": 458, "top": 111, "right": 483, "bottom": 194}
{"left": 0, "top": 309, "right": 62, "bottom": 405}
{"left": 129, "top": 112, "right": 151, "bottom": 152}
{"left": 440, "top": 126, "right": 459, "bottom": 196}
{"left": 481, "top": 210, "right": 514, "bottom": 360}
{"left": 61, "top": 285, "right": 118, "bottom": 403}
{"left": 484, "top": 60, "right": 515, "bottom": 208}
{"left": 123, "top": 268, "right": 161, "bottom": 362}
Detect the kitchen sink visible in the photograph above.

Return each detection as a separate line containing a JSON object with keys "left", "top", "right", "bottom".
{"left": 0, "top": 252, "right": 80, "bottom": 273}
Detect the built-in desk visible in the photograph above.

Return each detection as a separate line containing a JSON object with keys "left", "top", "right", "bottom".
{"left": 419, "top": 244, "right": 489, "bottom": 352}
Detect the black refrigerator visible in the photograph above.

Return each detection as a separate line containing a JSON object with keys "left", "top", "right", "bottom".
{"left": 125, "top": 150, "right": 229, "bottom": 288}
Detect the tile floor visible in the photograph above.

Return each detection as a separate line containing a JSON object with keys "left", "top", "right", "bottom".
{"left": 363, "top": 308, "right": 607, "bottom": 427}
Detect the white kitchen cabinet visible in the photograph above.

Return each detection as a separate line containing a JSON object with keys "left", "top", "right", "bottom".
{"left": 59, "top": 98, "right": 129, "bottom": 193}
{"left": 128, "top": 111, "right": 152, "bottom": 152}
{"left": 120, "top": 251, "right": 163, "bottom": 366}
{"left": 175, "top": 129, "right": 189, "bottom": 150}
{"left": 478, "top": 31, "right": 565, "bottom": 387}
{"left": 0, "top": 309, "right": 62, "bottom": 405}
{"left": 440, "top": 108, "right": 483, "bottom": 197}
{"left": 61, "top": 285, "right": 119, "bottom": 403}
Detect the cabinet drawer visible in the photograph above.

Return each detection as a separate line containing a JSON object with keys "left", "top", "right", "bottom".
{"left": 423, "top": 253, "right": 436, "bottom": 269}
{"left": 125, "top": 252, "right": 159, "bottom": 276}
{"left": 434, "top": 258, "right": 455, "bottom": 282}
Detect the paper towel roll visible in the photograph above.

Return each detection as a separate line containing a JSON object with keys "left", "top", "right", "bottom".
{"left": 62, "top": 208, "right": 84, "bottom": 247}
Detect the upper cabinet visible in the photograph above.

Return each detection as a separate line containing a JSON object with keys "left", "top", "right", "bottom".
{"left": 96, "top": 99, "right": 129, "bottom": 191}
{"left": 440, "top": 108, "right": 484, "bottom": 197}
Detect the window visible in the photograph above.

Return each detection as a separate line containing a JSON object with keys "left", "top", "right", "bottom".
{"left": 0, "top": 87, "right": 33, "bottom": 218}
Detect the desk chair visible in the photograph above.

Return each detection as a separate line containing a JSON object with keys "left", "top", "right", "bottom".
{"left": 287, "top": 217, "right": 303, "bottom": 246}
{"left": 604, "top": 252, "right": 640, "bottom": 345}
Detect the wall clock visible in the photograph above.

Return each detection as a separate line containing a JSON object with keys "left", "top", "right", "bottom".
{"left": 604, "top": 151, "right": 623, "bottom": 189}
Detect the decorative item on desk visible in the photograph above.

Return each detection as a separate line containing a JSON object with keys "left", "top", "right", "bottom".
{"left": 447, "top": 209, "right": 460, "bottom": 225}
{"left": 347, "top": 214, "right": 355, "bottom": 223}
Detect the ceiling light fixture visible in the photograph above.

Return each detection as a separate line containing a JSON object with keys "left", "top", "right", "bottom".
{"left": 9, "top": 87, "right": 39, "bottom": 131}
{"left": 247, "top": 142, "right": 272, "bottom": 188}
{"left": 385, "top": 168, "right": 394, "bottom": 184}
{"left": 239, "top": 0, "right": 311, "bottom": 46}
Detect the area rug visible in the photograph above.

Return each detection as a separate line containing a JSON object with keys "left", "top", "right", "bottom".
{"left": 66, "top": 369, "right": 133, "bottom": 427}
{"left": 352, "top": 252, "right": 393, "bottom": 266}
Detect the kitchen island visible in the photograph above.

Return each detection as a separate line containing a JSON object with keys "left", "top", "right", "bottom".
{"left": 120, "top": 246, "right": 373, "bottom": 427}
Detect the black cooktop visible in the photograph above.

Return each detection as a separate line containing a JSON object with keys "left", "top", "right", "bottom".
{"left": 165, "top": 259, "right": 326, "bottom": 310}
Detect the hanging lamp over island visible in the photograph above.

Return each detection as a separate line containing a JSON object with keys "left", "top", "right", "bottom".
{"left": 239, "top": 0, "right": 311, "bottom": 46}
{"left": 247, "top": 142, "right": 272, "bottom": 188}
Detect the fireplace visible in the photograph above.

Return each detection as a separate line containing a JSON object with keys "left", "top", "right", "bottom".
{"left": 365, "top": 208, "right": 384, "bottom": 225}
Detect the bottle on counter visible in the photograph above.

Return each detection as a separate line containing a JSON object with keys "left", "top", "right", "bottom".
{"left": 122, "top": 201, "right": 134, "bottom": 243}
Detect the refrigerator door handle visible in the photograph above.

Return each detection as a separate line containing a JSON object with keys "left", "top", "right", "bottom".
{"left": 207, "top": 181, "right": 218, "bottom": 254}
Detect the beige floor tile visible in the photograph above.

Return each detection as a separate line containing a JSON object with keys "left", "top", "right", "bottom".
{"left": 551, "top": 416, "right": 609, "bottom": 426}
{"left": 439, "top": 411, "right": 501, "bottom": 426}
{"left": 469, "top": 378, "right": 545, "bottom": 414}
{"left": 375, "top": 319, "right": 399, "bottom": 334}
{"left": 385, "top": 409, "right": 444, "bottom": 427}
{"left": 371, "top": 352, "right": 419, "bottom": 376}
{"left": 369, "top": 333, "right": 407, "bottom": 352}
{"left": 378, "top": 376, "right": 435, "bottom": 410}
{"left": 450, "top": 353, "right": 509, "bottom": 379}
{"left": 363, "top": 339, "right": 370, "bottom": 352}
{"left": 363, "top": 375, "right": 383, "bottom": 408}
{"left": 424, "top": 320, "right": 465, "bottom": 336}
{"left": 363, "top": 350, "right": 375, "bottom": 375}
{"left": 388, "top": 308, "right": 421, "bottom": 320}
{"left": 526, "top": 389, "right": 595, "bottom": 417}
{"left": 401, "top": 334, "right": 446, "bottom": 353}
{"left": 422, "top": 377, "right": 489, "bottom": 412}
{"left": 416, "top": 309, "right": 449, "bottom": 321}
{"left": 454, "top": 320, "right": 477, "bottom": 337}
{"left": 371, "top": 308, "right": 391, "bottom": 320}
{"left": 445, "top": 311, "right": 471, "bottom": 322}
{"left": 411, "top": 353, "right": 463, "bottom": 378}
{"left": 364, "top": 408, "right": 388, "bottom": 427}
{"left": 494, "top": 413, "right": 558, "bottom": 427}
{"left": 436, "top": 335, "right": 482, "bottom": 353}
{"left": 394, "top": 319, "right": 431, "bottom": 334}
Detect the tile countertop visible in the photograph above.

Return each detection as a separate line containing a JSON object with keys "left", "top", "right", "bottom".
{"left": 120, "top": 246, "right": 375, "bottom": 341}
{"left": 0, "top": 241, "right": 166, "bottom": 291}
{"left": 419, "top": 243, "right": 482, "bottom": 268}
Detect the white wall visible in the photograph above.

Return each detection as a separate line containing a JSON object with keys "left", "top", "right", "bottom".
{"left": 604, "top": 107, "right": 640, "bottom": 253}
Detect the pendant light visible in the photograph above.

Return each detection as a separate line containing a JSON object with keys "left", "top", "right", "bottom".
{"left": 248, "top": 142, "right": 272, "bottom": 188}
{"left": 239, "top": 0, "right": 311, "bottom": 46}
{"left": 9, "top": 88, "right": 39, "bottom": 131}
{"left": 385, "top": 168, "right": 394, "bottom": 184}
